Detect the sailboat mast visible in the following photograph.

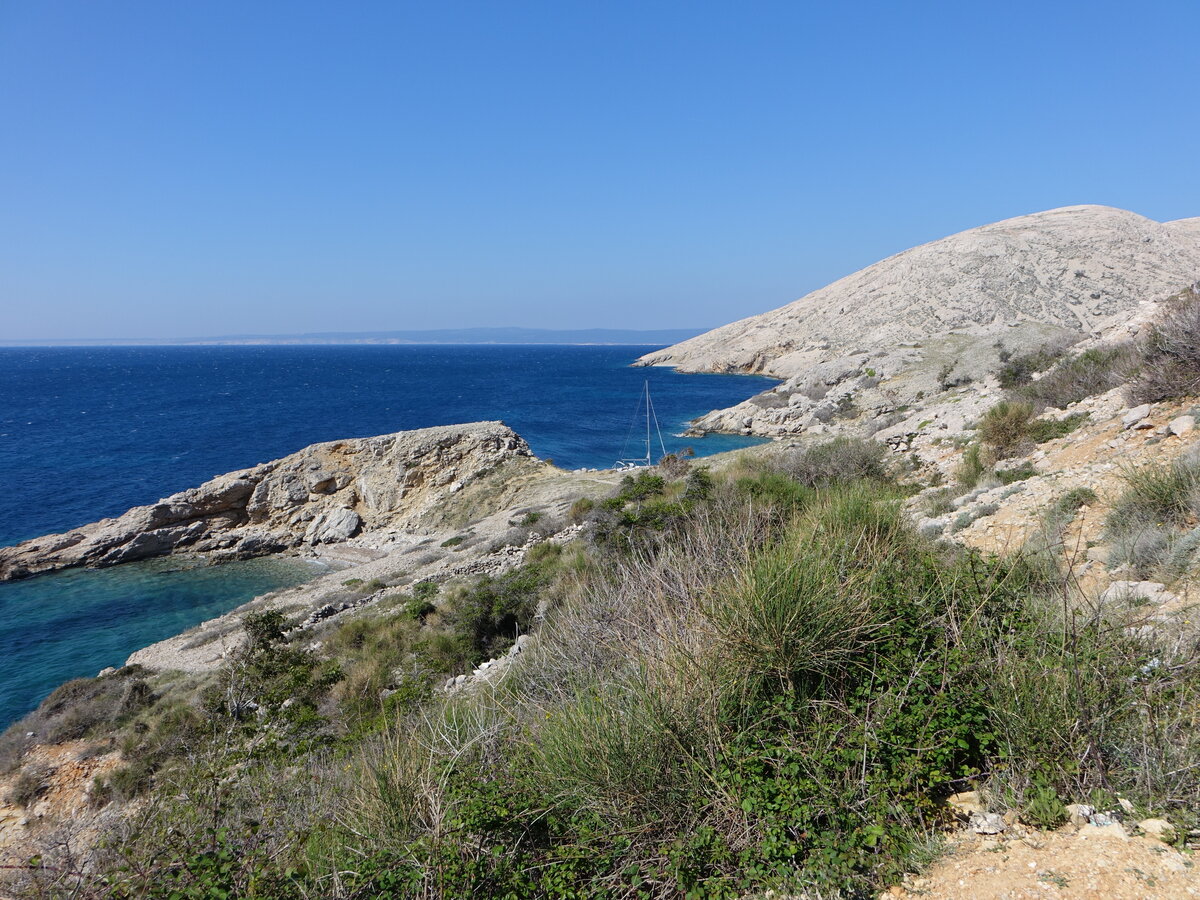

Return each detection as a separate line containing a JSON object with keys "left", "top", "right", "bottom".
{"left": 644, "top": 381, "right": 651, "bottom": 465}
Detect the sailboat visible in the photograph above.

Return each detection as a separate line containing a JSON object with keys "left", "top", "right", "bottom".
{"left": 615, "top": 380, "right": 669, "bottom": 469}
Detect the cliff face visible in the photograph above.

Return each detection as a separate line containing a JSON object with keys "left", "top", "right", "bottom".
{"left": 0, "top": 422, "right": 539, "bottom": 581}
{"left": 640, "top": 206, "right": 1200, "bottom": 379}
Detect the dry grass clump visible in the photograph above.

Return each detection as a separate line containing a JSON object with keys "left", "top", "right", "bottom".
{"left": 1013, "top": 345, "right": 1136, "bottom": 409}
{"left": 0, "top": 667, "right": 155, "bottom": 773}
{"left": 778, "top": 435, "right": 887, "bottom": 487}
{"left": 1127, "top": 286, "right": 1200, "bottom": 404}
{"left": 978, "top": 400, "right": 1037, "bottom": 458}
{"left": 1105, "top": 448, "right": 1200, "bottom": 578}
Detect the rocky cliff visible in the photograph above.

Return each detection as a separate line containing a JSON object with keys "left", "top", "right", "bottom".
{"left": 637, "top": 206, "right": 1200, "bottom": 438}
{"left": 0, "top": 422, "right": 540, "bottom": 581}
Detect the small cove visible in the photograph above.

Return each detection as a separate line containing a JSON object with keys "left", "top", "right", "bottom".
{"left": 0, "top": 344, "right": 774, "bottom": 726}
{"left": 0, "top": 555, "right": 327, "bottom": 727}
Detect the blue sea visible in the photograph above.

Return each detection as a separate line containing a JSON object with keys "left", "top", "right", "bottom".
{"left": 0, "top": 345, "right": 772, "bottom": 726}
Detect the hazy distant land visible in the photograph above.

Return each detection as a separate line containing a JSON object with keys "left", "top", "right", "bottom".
{"left": 1, "top": 327, "right": 706, "bottom": 347}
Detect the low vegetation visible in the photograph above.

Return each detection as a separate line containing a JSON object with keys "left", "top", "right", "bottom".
{"left": 1009, "top": 345, "right": 1136, "bottom": 409}
{"left": 1126, "top": 286, "right": 1200, "bottom": 404}
{"left": 4, "top": 436, "right": 1196, "bottom": 900}
{"left": 1105, "top": 449, "right": 1200, "bottom": 578}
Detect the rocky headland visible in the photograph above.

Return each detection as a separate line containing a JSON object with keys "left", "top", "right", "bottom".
{"left": 0, "top": 421, "right": 542, "bottom": 582}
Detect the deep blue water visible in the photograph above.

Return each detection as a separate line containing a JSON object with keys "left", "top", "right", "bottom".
{"left": 0, "top": 345, "right": 772, "bottom": 726}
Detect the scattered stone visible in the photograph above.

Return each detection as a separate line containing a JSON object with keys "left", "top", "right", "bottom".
{"left": 1169, "top": 415, "right": 1196, "bottom": 436}
{"left": 1066, "top": 804, "right": 1094, "bottom": 827}
{"left": 1138, "top": 818, "right": 1176, "bottom": 843}
{"left": 1077, "top": 822, "right": 1128, "bottom": 841}
{"left": 948, "top": 791, "right": 984, "bottom": 817}
{"left": 1122, "top": 404, "right": 1151, "bottom": 429}
{"left": 969, "top": 812, "right": 1006, "bottom": 834}
{"left": 1100, "top": 581, "right": 1178, "bottom": 606}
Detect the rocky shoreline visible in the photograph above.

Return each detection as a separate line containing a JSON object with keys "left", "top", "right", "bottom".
{"left": 0, "top": 421, "right": 538, "bottom": 582}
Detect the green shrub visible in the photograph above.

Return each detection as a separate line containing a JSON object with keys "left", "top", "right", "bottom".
{"left": 1104, "top": 452, "right": 1200, "bottom": 577}
{"left": 448, "top": 556, "right": 562, "bottom": 664}
{"left": 441, "top": 534, "right": 467, "bottom": 548}
{"left": 412, "top": 581, "right": 439, "bottom": 601}
{"left": 1054, "top": 487, "right": 1097, "bottom": 515}
{"left": 1108, "top": 454, "right": 1200, "bottom": 530}
{"left": 1022, "top": 775, "right": 1068, "bottom": 828}
{"left": 735, "top": 471, "right": 812, "bottom": 510}
{"left": 995, "top": 462, "right": 1037, "bottom": 485}
{"left": 957, "top": 443, "right": 987, "bottom": 488}
{"left": 568, "top": 497, "right": 595, "bottom": 523}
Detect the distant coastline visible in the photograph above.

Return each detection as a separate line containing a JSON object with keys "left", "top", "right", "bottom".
{"left": 0, "top": 326, "right": 706, "bottom": 348}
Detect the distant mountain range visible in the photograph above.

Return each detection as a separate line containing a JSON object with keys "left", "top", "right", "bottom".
{"left": 1, "top": 327, "right": 707, "bottom": 347}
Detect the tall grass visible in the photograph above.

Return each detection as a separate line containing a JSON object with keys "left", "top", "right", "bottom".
{"left": 46, "top": 461, "right": 1200, "bottom": 899}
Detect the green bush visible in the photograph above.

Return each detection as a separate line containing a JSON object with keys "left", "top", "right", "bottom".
{"left": 957, "top": 443, "right": 987, "bottom": 489}
{"left": 996, "top": 462, "right": 1038, "bottom": 485}
{"left": 1054, "top": 487, "right": 1097, "bottom": 515}
{"left": 567, "top": 497, "right": 595, "bottom": 523}
{"left": 448, "top": 555, "right": 561, "bottom": 664}
{"left": 1105, "top": 452, "right": 1200, "bottom": 577}
{"left": 735, "top": 471, "right": 813, "bottom": 510}
{"left": 1109, "top": 454, "right": 1200, "bottom": 530}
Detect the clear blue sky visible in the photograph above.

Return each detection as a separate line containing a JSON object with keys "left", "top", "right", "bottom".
{"left": 1, "top": 1, "right": 1197, "bottom": 340}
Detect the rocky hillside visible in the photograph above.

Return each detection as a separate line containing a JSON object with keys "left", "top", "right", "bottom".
{"left": 638, "top": 205, "right": 1200, "bottom": 438}
{"left": 0, "top": 422, "right": 540, "bottom": 581}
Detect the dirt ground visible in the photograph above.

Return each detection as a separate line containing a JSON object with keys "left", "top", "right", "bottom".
{"left": 886, "top": 827, "right": 1197, "bottom": 899}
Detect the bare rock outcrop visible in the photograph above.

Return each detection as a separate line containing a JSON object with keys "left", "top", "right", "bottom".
{"left": 0, "top": 422, "right": 538, "bottom": 581}
{"left": 637, "top": 206, "right": 1200, "bottom": 439}
{"left": 639, "top": 206, "right": 1200, "bottom": 380}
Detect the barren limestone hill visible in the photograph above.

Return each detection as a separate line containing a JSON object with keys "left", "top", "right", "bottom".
{"left": 637, "top": 206, "right": 1200, "bottom": 429}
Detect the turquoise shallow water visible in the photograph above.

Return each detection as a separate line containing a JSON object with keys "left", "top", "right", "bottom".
{"left": 0, "top": 344, "right": 774, "bottom": 727}
{"left": 0, "top": 555, "right": 326, "bottom": 726}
